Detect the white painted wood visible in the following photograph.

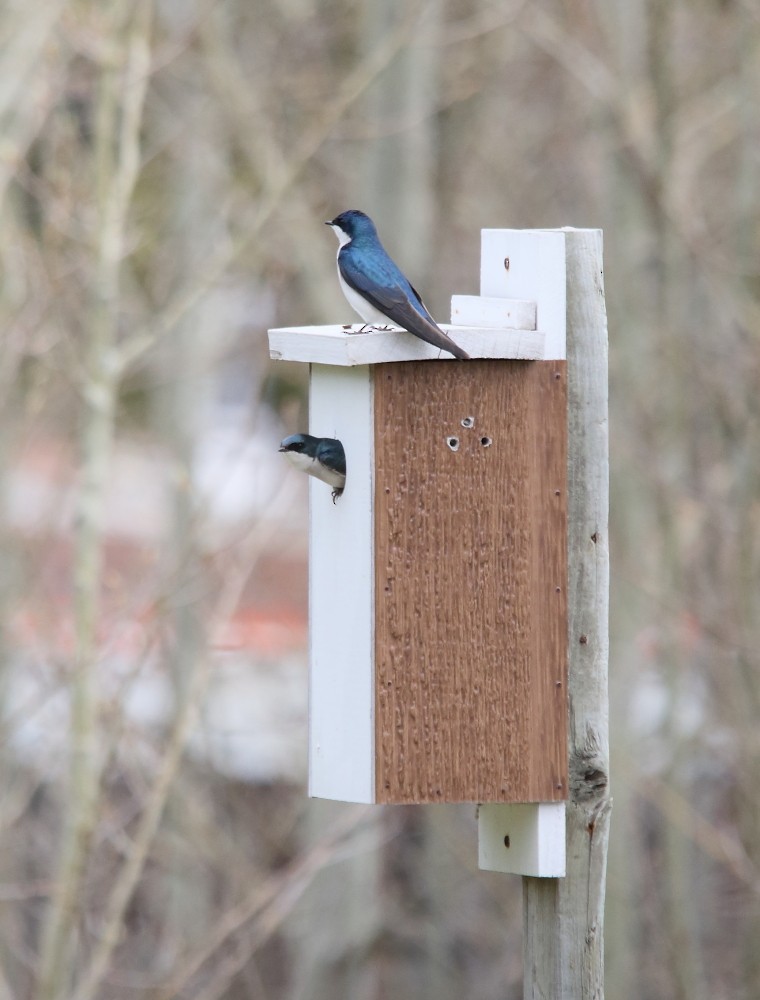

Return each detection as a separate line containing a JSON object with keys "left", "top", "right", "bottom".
{"left": 268, "top": 324, "right": 544, "bottom": 365}
{"left": 450, "top": 295, "right": 536, "bottom": 330}
{"left": 522, "top": 229, "right": 610, "bottom": 1000}
{"left": 308, "top": 364, "right": 375, "bottom": 803}
{"left": 478, "top": 803, "right": 566, "bottom": 877}
{"left": 480, "top": 229, "right": 567, "bottom": 360}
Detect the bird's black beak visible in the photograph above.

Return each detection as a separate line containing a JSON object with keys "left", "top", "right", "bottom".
{"left": 324, "top": 220, "right": 333, "bottom": 227}
{"left": 278, "top": 445, "right": 288, "bottom": 452}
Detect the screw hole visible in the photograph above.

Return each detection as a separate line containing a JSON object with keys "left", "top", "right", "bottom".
{"left": 504, "top": 835, "right": 510, "bottom": 848}
{"left": 504, "top": 257, "right": 510, "bottom": 271}
{"left": 461, "top": 416, "right": 475, "bottom": 428}
{"left": 480, "top": 436, "right": 492, "bottom": 447}
{"left": 446, "top": 436, "right": 460, "bottom": 451}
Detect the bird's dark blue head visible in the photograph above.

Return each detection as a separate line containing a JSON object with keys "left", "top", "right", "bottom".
{"left": 326, "top": 210, "right": 378, "bottom": 245}
{"left": 279, "top": 433, "right": 318, "bottom": 458}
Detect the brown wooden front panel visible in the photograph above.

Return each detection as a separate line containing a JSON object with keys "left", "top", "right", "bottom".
{"left": 373, "top": 360, "right": 567, "bottom": 803}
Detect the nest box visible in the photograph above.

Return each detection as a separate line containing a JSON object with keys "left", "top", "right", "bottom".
{"left": 269, "top": 229, "right": 570, "bottom": 872}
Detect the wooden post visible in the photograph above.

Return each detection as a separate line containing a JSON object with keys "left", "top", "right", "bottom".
{"left": 523, "top": 229, "right": 611, "bottom": 999}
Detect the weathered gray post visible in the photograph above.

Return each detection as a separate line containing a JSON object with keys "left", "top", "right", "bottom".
{"left": 523, "top": 228, "right": 611, "bottom": 999}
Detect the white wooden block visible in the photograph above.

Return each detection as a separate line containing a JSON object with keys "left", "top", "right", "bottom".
{"left": 480, "top": 230, "right": 566, "bottom": 360}
{"left": 308, "top": 365, "right": 375, "bottom": 803}
{"left": 268, "top": 324, "right": 544, "bottom": 365}
{"left": 450, "top": 295, "right": 536, "bottom": 331}
{"left": 478, "top": 802, "right": 566, "bottom": 876}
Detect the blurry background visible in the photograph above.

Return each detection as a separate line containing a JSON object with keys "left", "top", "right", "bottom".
{"left": 1, "top": 0, "right": 758, "bottom": 997}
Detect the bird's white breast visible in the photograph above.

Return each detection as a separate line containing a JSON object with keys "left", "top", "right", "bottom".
{"left": 329, "top": 222, "right": 392, "bottom": 326}
{"left": 330, "top": 225, "right": 352, "bottom": 249}
{"left": 314, "top": 461, "right": 346, "bottom": 488}
{"left": 284, "top": 450, "right": 317, "bottom": 475}
{"left": 284, "top": 449, "right": 345, "bottom": 488}
{"left": 337, "top": 267, "right": 389, "bottom": 326}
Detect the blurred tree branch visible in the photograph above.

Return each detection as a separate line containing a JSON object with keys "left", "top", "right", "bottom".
{"left": 156, "top": 805, "right": 374, "bottom": 1000}
{"left": 115, "top": 1, "right": 432, "bottom": 371}
{"left": 35, "top": 3, "right": 154, "bottom": 997}
{"left": 71, "top": 471, "right": 301, "bottom": 1000}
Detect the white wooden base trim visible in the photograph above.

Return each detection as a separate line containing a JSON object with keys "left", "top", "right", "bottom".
{"left": 480, "top": 229, "right": 567, "bottom": 361}
{"left": 450, "top": 295, "right": 536, "bottom": 330}
{"left": 478, "top": 802, "right": 566, "bottom": 877}
{"left": 308, "top": 364, "right": 375, "bottom": 803}
{"left": 268, "top": 324, "right": 544, "bottom": 365}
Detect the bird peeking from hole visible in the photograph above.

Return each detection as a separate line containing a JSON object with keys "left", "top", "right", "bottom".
{"left": 279, "top": 434, "right": 346, "bottom": 502}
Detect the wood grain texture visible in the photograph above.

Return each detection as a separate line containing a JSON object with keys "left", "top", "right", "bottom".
{"left": 373, "top": 359, "right": 567, "bottom": 804}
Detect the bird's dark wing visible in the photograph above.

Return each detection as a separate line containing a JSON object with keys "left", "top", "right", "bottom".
{"left": 338, "top": 250, "right": 469, "bottom": 360}
{"left": 316, "top": 438, "right": 346, "bottom": 477}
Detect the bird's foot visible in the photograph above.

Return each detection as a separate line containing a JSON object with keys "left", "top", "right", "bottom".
{"left": 331, "top": 487, "right": 344, "bottom": 503}
{"left": 346, "top": 323, "right": 394, "bottom": 335}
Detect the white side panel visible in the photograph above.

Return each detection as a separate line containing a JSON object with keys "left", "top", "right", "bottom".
{"left": 268, "top": 324, "right": 544, "bottom": 365}
{"left": 478, "top": 802, "right": 566, "bottom": 877}
{"left": 450, "top": 295, "right": 536, "bottom": 330}
{"left": 480, "top": 230, "right": 566, "bottom": 360}
{"left": 309, "top": 365, "right": 375, "bottom": 803}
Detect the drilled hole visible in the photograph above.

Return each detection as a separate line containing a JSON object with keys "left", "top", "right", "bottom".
{"left": 504, "top": 257, "right": 510, "bottom": 271}
{"left": 480, "top": 436, "right": 492, "bottom": 447}
{"left": 446, "top": 436, "right": 460, "bottom": 452}
{"left": 461, "top": 416, "right": 475, "bottom": 428}
{"left": 504, "top": 835, "right": 510, "bottom": 848}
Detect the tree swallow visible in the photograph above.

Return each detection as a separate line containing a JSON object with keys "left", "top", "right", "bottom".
{"left": 326, "top": 210, "right": 470, "bottom": 361}
{"left": 279, "top": 433, "right": 346, "bottom": 501}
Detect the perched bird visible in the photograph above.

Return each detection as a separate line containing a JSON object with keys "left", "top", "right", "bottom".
{"left": 325, "top": 210, "right": 470, "bottom": 361}
{"left": 279, "top": 433, "right": 346, "bottom": 501}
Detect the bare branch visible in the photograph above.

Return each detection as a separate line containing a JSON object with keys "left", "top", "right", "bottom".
{"left": 115, "top": 1, "right": 432, "bottom": 372}
{"left": 34, "top": 5, "right": 154, "bottom": 998}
